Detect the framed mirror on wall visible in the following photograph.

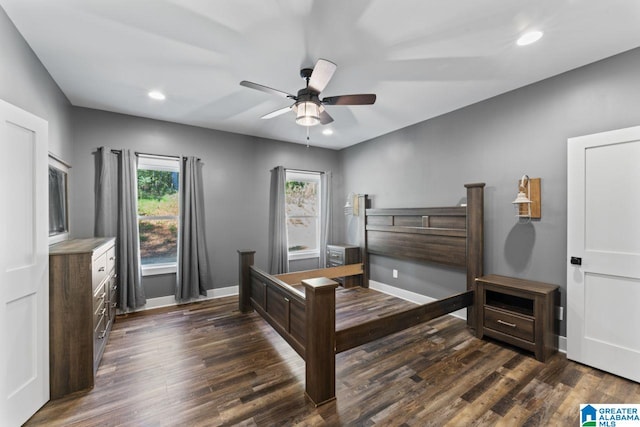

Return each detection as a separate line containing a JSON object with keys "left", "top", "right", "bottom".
{"left": 48, "top": 153, "right": 71, "bottom": 245}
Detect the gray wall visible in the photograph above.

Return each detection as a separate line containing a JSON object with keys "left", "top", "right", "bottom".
{"left": 6, "top": 0, "right": 639, "bottom": 335}
{"left": 0, "top": 7, "right": 74, "bottom": 172}
{"left": 340, "top": 47, "right": 640, "bottom": 336}
{"left": 70, "top": 107, "right": 342, "bottom": 298}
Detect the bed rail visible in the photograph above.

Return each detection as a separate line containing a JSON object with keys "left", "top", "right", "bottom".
{"left": 335, "top": 290, "right": 474, "bottom": 353}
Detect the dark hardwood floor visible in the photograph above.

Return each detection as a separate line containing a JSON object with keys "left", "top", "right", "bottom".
{"left": 26, "top": 293, "right": 640, "bottom": 426}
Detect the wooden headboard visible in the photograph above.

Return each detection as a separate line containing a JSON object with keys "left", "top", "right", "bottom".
{"left": 358, "top": 183, "right": 485, "bottom": 323}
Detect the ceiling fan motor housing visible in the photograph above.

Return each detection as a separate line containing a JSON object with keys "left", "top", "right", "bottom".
{"left": 296, "top": 87, "right": 320, "bottom": 104}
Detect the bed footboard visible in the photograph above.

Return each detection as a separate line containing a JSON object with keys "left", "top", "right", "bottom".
{"left": 237, "top": 251, "right": 338, "bottom": 406}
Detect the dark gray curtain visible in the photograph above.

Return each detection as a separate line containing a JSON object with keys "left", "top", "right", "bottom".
{"left": 176, "top": 156, "right": 210, "bottom": 302}
{"left": 268, "top": 166, "right": 289, "bottom": 274}
{"left": 319, "top": 171, "right": 332, "bottom": 268}
{"left": 95, "top": 147, "right": 146, "bottom": 309}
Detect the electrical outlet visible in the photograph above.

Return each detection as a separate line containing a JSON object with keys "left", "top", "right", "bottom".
{"left": 556, "top": 306, "right": 564, "bottom": 321}
{"left": 392, "top": 269, "right": 398, "bottom": 279}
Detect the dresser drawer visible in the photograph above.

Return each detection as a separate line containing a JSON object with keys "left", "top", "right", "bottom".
{"left": 92, "top": 252, "right": 108, "bottom": 288}
{"left": 93, "top": 313, "right": 108, "bottom": 372}
{"left": 106, "top": 245, "right": 116, "bottom": 274}
{"left": 484, "top": 306, "right": 534, "bottom": 342}
{"left": 93, "top": 283, "right": 106, "bottom": 324}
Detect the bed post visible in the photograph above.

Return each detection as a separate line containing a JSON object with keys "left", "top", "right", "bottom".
{"left": 464, "top": 183, "right": 485, "bottom": 331}
{"left": 237, "top": 250, "right": 255, "bottom": 313}
{"left": 303, "top": 277, "right": 339, "bottom": 407}
{"left": 357, "top": 194, "right": 370, "bottom": 287}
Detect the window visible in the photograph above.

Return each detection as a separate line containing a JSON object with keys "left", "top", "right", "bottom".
{"left": 48, "top": 153, "right": 70, "bottom": 245}
{"left": 137, "top": 155, "right": 180, "bottom": 275}
{"left": 285, "top": 171, "right": 321, "bottom": 259}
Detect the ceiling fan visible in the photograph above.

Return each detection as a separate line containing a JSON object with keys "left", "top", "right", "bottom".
{"left": 240, "top": 59, "right": 376, "bottom": 127}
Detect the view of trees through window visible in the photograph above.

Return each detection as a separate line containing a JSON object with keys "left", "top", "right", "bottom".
{"left": 285, "top": 172, "right": 320, "bottom": 253}
{"left": 137, "top": 168, "right": 179, "bottom": 265}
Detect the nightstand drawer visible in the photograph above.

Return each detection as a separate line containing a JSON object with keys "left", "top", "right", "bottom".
{"left": 327, "top": 250, "right": 343, "bottom": 264}
{"left": 484, "top": 306, "right": 534, "bottom": 342}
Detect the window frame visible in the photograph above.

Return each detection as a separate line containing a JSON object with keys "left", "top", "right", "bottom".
{"left": 48, "top": 153, "right": 71, "bottom": 245}
{"left": 137, "top": 154, "right": 180, "bottom": 276}
{"left": 285, "top": 170, "right": 322, "bottom": 261}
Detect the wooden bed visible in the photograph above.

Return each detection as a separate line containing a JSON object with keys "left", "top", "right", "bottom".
{"left": 238, "top": 183, "right": 485, "bottom": 406}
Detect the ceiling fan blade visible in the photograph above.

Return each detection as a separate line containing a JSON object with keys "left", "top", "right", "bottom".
{"left": 322, "top": 94, "right": 376, "bottom": 106}
{"left": 308, "top": 59, "right": 337, "bottom": 93}
{"left": 319, "top": 106, "right": 334, "bottom": 125}
{"left": 240, "top": 81, "right": 295, "bottom": 99}
{"left": 261, "top": 105, "right": 293, "bottom": 119}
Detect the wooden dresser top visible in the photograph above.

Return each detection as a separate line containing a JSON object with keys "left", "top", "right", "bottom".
{"left": 49, "top": 237, "right": 115, "bottom": 255}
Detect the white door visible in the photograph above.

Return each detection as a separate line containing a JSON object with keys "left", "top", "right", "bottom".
{"left": 0, "top": 99, "right": 49, "bottom": 426}
{"left": 567, "top": 125, "right": 640, "bottom": 383}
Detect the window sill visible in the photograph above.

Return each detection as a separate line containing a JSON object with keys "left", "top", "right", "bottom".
{"left": 288, "top": 251, "right": 320, "bottom": 261}
{"left": 142, "top": 264, "right": 177, "bottom": 276}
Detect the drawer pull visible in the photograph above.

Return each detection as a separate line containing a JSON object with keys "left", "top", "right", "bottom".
{"left": 98, "top": 331, "right": 106, "bottom": 340}
{"left": 112, "top": 302, "right": 117, "bottom": 308}
{"left": 100, "top": 308, "right": 106, "bottom": 316}
{"left": 109, "top": 256, "right": 115, "bottom": 261}
{"left": 98, "top": 266, "right": 105, "bottom": 272}
{"left": 99, "top": 292, "right": 106, "bottom": 299}
{"left": 497, "top": 319, "right": 517, "bottom": 328}
{"left": 284, "top": 297, "right": 290, "bottom": 303}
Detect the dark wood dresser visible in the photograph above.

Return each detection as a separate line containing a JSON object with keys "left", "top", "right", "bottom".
{"left": 326, "top": 244, "right": 361, "bottom": 287}
{"left": 49, "top": 237, "right": 117, "bottom": 398}
{"left": 476, "top": 274, "right": 559, "bottom": 362}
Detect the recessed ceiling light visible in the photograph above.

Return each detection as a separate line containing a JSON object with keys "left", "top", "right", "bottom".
{"left": 148, "top": 90, "right": 166, "bottom": 100}
{"left": 517, "top": 30, "right": 543, "bottom": 46}
{"left": 322, "top": 128, "right": 334, "bottom": 136}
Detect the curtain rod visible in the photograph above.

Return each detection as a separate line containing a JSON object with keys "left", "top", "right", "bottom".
{"left": 272, "top": 167, "right": 324, "bottom": 175}
{"left": 109, "top": 149, "right": 200, "bottom": 161}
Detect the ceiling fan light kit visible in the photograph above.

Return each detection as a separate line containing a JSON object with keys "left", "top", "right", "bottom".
{"left": 295, "top": 101, "right": 320, "bottom": 126}
{"left": 240, "top": 58, "right": 376, "bottom": 128}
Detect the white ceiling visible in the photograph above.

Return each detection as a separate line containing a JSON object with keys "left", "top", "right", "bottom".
{"left": 2, "top": 1, "right": 640, "bottom": 149}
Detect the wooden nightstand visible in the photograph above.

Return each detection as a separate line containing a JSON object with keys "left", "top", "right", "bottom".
{"left": 326, "top": 244, "right": 361, "bottom": 287}
{"left": 476, "top": 274, "right": 559, "bottom": 362}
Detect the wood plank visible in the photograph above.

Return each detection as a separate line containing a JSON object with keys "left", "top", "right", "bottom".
{"left": 250, "top": 266, "right": 305, "bottom": 303}
{"left": 366, "top": 225, "right": 467, "bottom": 237}
{"left": 274, "top": 263, "right": 363, "bottom": 286}
{"left": 335, "top": 290, "right": 474, "bottom": 353}
{"left": 367, "top": 230, "right": 466, "bottom": 267}
{"left": 366, "top": 206, "right": 466, "bottom": 217}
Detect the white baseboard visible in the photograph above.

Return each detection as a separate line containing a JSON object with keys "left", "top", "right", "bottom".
{"left": 369, "top": 280, "right": 568, "bottom": 353}
{"left": 369, "top": 280, "right": 467, "bottom": 321}
{"left": 121, "top": 285, "right": 238, "bottom": 313}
